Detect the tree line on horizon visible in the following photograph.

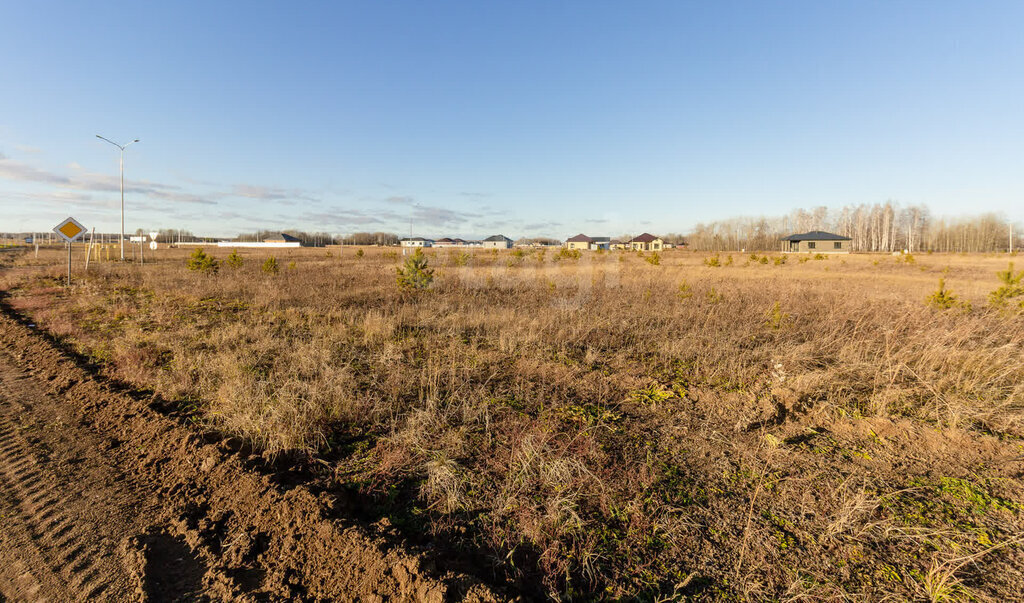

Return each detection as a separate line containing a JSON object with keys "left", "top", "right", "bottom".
{"left": 686, "top": 202, "right": 1018, "bottom": 253}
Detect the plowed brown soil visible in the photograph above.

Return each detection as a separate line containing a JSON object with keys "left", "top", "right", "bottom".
{"left": 0, "top": 307, "right": 504, "bottom": 601}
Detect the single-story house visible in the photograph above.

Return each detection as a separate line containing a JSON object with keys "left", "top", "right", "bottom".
{"left": 610, "top": 239, "right": 629, "bottom": 250}
{"left": 588, "top": 236, "right": 611, "bottom": 251}
{"left": 780, "top": 231, "right": 851, "bottom": 253}
{"left": 433, "top": 237, "right": 456, "bottom": 247}
{"left": 482, "top": 234, "right": 514, "bottom": 249}
{"left": 263, "top": 232, "right": 303, "bottom": 244}
{"left": 629, "top": 233, "right": 664, "bottom": 251}
{"left": 565, "top": 234, "right": 593, "bottom": 250}
{"left": 400, "top": 237, "right": 433, "bottom": 248}
{"left": 218, "top": 232, "right": 302, "bottom": 248}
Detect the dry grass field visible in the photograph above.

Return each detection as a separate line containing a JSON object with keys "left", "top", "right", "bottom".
{"left": 2, "top": 245, "right": 1023, "bottom": 600}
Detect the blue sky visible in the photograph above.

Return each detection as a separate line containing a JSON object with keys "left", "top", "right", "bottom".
{"left": 2, "top": 1, "right": 1022, "bottom": 238}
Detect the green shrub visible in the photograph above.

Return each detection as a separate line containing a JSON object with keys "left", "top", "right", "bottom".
{"left": 764, "top": 302, "right": 791, "bottom": 329}
{"left": 645, "top": 252, "right": 661, "bottom": 266}
{"left": 186, "top": 248, "right": 219, "bottom": 274}
{"left": 677, "top": 281, "right": 693, "bottom": 301}
{"left": 396, "top": 248, "right": 434, "bottom": 290}
{"left": 988, "top": 262, "right": 1024, "bottom": 309}
{"left": 355, "top": 249, "right": 364, "bottom": 258}
{"left": 773, "top": 255, "right": 787, "bottom": 265}
{"left": 262, "top": 256, "right": 279, "bottom": 275}
{"left": 926, "top": 278, "right": 958, "bottom": 310}
{"left": 704, "top": 254, "right": 721, "bottom": 267}
{"left": 225, "top": 249, "right": 243, "bottom": 269}
{"left": 557, "top": 248, "right": 581, "bottom": 261}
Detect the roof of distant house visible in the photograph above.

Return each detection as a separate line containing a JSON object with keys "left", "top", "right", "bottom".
{"left": 590, "top": 236, "right": 611, "bottom": 243}
{"left": 400, "top": 237, "right": 432, "bottom": 242}
{"left": 630, "top": 233, "right": 660, "bottom": 243}
{"left": 483, "top": 234, "right": 512, "bottom": 242}
{"left": 780, "top": 231, "right": 852, "bottom": 241}
{"left": 435, "top": 237, "right": 454, "bottom": 243}
{"left": 262, "top": 232, "right": 302, "bottom": 242}
{"left": 566, "top": 234, "right": 593, "bottom": 243}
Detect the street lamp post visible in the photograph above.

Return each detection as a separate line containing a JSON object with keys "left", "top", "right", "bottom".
{"left": 96, "top": 135, "right": 140, "bottom": 260}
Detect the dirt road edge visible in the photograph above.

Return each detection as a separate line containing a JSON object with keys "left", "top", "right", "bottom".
{"left": 0, "top": 303, "right": 505, "bottom": 602}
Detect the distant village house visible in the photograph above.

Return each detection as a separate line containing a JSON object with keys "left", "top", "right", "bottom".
{"left": 629, "top": 233, "right": 664, "bottom": 251}
{"left": 400, "top": 237, "right": 433, "bottom": 248}
{"left": 565, "top": 234, "right": 594, "bottom": 250}
{"left": 780, "top": 231, "right": 851, "bottom": 253}
{"left": 481, "top": 235, "right": 513, "bottom": 249}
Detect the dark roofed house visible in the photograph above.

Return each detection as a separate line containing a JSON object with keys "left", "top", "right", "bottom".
{"left": 482, "top": 234, "right": 514, "bottom": 249}
{"left": 629, "top": 233, "right": 664, "bottom": 251}
{"left": 263, "top": 232, "right": 302, "bottom": 244}
{"left": 589, "top": 236, "right": 611, "bottom": 250}
{"left": 565, "top": 234, "right": 594, "bottom": 250}
{"left": 780, "top": 231, "right": 851, "bottom": 253}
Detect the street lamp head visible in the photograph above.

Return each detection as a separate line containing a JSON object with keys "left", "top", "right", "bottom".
{"left": 133, "top": 139, "right": 140, "bottom": 143}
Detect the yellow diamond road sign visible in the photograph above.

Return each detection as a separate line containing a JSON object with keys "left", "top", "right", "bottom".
{"left": 53, "top": 217, "right": 86, "bottom": 243}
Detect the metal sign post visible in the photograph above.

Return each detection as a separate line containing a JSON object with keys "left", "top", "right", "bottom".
{"left": 53, "top": 217, "right": 86, "bottom": 286}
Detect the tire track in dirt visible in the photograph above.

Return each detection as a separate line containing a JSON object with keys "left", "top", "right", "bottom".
{"left": 0, "top": 297, "right": 507, "bottom": 601}
{"left": 0, "top": 394, "right": 131, "bottom": 600}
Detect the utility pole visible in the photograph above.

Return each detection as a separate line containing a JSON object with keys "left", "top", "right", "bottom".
{"left": 96, "top": 135, "right": 140, "bottom": 260}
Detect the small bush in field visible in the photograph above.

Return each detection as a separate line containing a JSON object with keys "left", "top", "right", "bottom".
{"left": 988, "top": 262, "right": 1024, "bottom": 309}
{"left": 186, "top": 248, "right": 219, "bottom": 274}
{"left": 677, "top": 281, "right": 693, "bottom": 300}
{"left": 725, "top": 254, "right": 734, "bottom": 266}
{"left": 558, "top": 248, "right": 581, "bottom": 261}
{"left": 926, "top": 278, "right": 958, "bottom": 310}
{"left": 225, "top": 250, "right": 243, "bottom": 269}
{"left": 631, "top": 384, "right": 673, "bottom": 407}
{"left": 758, "top": 255, "right": 770, "bottom": 265}
{"left": 774, "top": 255, "right": 787, "bottom": 265}
{"left": 396, "top": 248, "right": 434, "bottom": 290}
{"left": 288, "top": 261, "right": 297, "bottom": 270}
{"left": 645, "top": 252, "right": 661, "bottom": 266}
{"left": 764, "top": 302, "right": 792, "bottom": 329}
{"left": 262, "top": 256, "right": 279, "bottom": 275}
{"left": 704, "top": 254, "right": 721, "bottom": 267}
{"left": 903, "top": 253, "right": 916, "bottom": 264}
{"left": 814, "top": 253, "right": 827, "bottom": 260}
{"left": 705, "top": 287, "right": 723, "bottom": 303}
{"left": 355, "top": 249, "right": 364, "bottom": 258}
